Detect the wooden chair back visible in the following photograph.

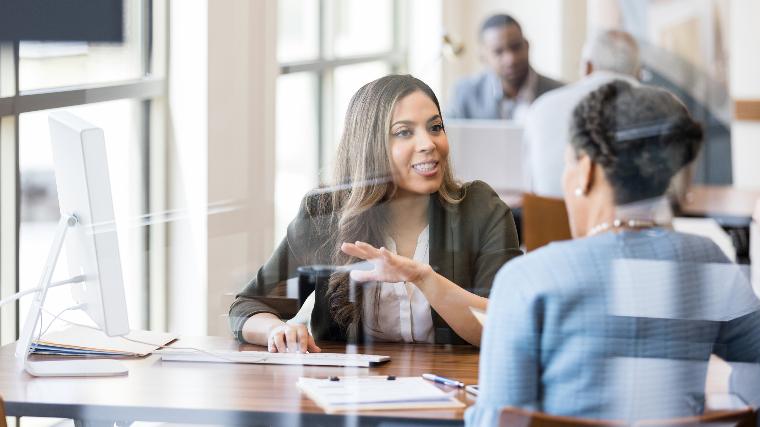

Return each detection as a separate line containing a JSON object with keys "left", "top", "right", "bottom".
{"left": 0, "top": 395, "right": 7, "bottom": 427}
{"left": 522, "top": 193, "right": 573, "bottom": 252}
{"left": 498, "top": 407, "right": 756, "bottom": 427}
{"left": 637, "top": 409, "right": 756, "bottom": 427}
{"left": 499, "top": 407, "right": 623, "bottom": 427}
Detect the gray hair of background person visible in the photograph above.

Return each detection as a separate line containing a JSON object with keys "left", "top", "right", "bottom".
{"left": 581, "top": 30, "right": 641, "bottom": 77}
{"left": 569, "top": 80, "right": 703, "bottom": 205}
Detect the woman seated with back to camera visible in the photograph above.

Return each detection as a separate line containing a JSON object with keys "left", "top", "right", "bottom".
{"left": 467, "top": 80, "right": 760, "bottom": 425}
{"left": 229, "top": 75, "right": 521, "bottom": 352}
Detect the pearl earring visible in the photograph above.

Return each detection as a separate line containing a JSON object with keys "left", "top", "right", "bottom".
{"left": 574, "top": 187, "right": 584, "bottom": 197}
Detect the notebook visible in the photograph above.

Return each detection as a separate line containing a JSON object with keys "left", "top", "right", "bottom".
{"left": 32, "top": 325, "right": 177, "bottom": 357}
{"left": 297, "top": 376, "right": 465, "bottom": 413}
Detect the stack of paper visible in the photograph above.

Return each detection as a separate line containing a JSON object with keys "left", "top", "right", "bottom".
{"left": 32, "top": 325, "right": 177, "bottom": 357}
{"left": 297, "top": 376, "right": 465, "bottom": 413}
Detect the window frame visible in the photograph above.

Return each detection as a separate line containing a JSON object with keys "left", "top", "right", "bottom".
{"left": 277, "top": 0, "right": 407, "bottom": 182}
{"left": 0, "top": 0, "right": 168, "bottom": 345}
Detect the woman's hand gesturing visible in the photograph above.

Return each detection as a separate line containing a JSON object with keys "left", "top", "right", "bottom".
{"left": 340, "top": 241, "right": 433, "bottom": 285}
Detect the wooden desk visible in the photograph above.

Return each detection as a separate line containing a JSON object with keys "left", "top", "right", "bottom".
{"left": 0, "top": 337, "right": 478, "bottom": 426}
{"left": 681, "top": 185, "right": 760, "bottom": 227}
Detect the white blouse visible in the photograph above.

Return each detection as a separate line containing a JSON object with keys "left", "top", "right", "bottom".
{"left": 289, "top": 226, "right": 435, "bottom": 343}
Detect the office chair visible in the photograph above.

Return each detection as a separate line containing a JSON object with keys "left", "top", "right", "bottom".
{"left": 498, "top": 407, "right": 756, "bottom": 427}
{"left": 499, "top": 407, "right": 623, "bottom": 427}
{"left": 521, "top": 193, "right": 573, "bottom": 252}
{"left": 638, "top": 409, "right": 756, "bottom": 427}
{"left": 0, "top": 395, "right": 7, "bottom": 427}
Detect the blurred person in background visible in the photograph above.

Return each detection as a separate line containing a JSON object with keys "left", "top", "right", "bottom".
{"left": 524, "top": 30, "right": 640, "bottom": 198}
{"left": 446, "top": 14, "right": 563, "bottom": 123}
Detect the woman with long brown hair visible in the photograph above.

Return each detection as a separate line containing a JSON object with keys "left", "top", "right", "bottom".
{"left": 229, "top": 75, "right": 521, "bottom": 352}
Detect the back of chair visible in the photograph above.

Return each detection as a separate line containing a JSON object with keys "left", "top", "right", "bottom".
{"left": 499, "top": 407, "right": 624, "bottom": 427}
{"left": 522, "top": 193, "right": 573, "bottom": 252}
{"left": 0, "top": 395, "right": 7, "bottom": 427}
{"left": 498, "top": 407, "right": 756, "bottom": 427}
{"left": 635, "top": 409, "right": 756, "bottom": 427}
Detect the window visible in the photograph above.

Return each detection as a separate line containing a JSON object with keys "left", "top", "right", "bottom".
{"left": 17, "top": 0, "right": 146, "bottom": 91}
{"left": 274, "top": 0, "right": 405, "bottom": 242}
{"left": 0, "top": 1, "right": 167, "bottom": 351}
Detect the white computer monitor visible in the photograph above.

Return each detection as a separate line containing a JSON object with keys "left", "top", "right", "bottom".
{"left": 15, "top": 111, "right": 130, "bottom": 376}
{"left": 48, "top": 111, "right": 130, "bottom": 336}
{"left": 445, "top": 119, "right": 526, "bottom": 193}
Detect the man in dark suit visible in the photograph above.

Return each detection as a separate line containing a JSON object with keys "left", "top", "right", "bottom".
{"left": 447, "top": 14, "right": 563, "bottom": 123}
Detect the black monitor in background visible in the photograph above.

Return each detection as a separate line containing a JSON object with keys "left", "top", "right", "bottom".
{"left": 0, "top": 0, "right": 123, "bottom": 42}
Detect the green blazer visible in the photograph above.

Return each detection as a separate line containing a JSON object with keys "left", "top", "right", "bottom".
{"left": 228, "top": 180, "right": 522, "bottom": 345}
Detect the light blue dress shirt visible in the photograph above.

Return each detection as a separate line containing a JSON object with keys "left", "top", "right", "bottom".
{"left": 467, "top": 229, "right": 760, "bottom": 426}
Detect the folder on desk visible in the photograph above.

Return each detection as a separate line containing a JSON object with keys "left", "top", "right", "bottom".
{"left": 32, "top": 325, "right": 177, "bottom": 357}
{"left": 298, "top": 376, "right": 465, "bottom": 413}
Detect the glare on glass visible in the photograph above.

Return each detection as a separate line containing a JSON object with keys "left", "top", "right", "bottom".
{"left": 275, "top": 73, "right": 319, "bottom": 244}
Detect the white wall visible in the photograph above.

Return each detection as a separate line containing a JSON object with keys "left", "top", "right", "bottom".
{"left": 439, "top": 0, "right": 476, "bottom": 103}
{"left": 168, "top": 0, "right": 277, "bottom": 336}
{"left": 407, "top": 0, "right": 444, "bottom": 96}
{"left": 206, "top": 0, "right": 277, "bottom": 336}
{"left": 729, "top": 0, "right": 760, "bottom": 189}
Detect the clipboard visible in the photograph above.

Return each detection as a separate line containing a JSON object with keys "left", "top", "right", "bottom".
{"left": 297, "top": 376, "right": 465, "bottom": 413}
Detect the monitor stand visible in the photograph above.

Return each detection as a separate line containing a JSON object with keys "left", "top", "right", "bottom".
{"left": 16, "top": 215, "right": 129, "bottom": 377}
{"left": 25, "top": 360, "right": 128, "bottom": 377}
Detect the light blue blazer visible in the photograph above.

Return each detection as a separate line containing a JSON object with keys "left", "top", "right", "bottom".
{"left": 467, "top": 229, "right": 760, "bottom": 426}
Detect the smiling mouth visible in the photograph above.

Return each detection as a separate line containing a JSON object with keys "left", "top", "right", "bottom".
{"left": 411, "top": 160, "right": 439, "bottom": 173}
